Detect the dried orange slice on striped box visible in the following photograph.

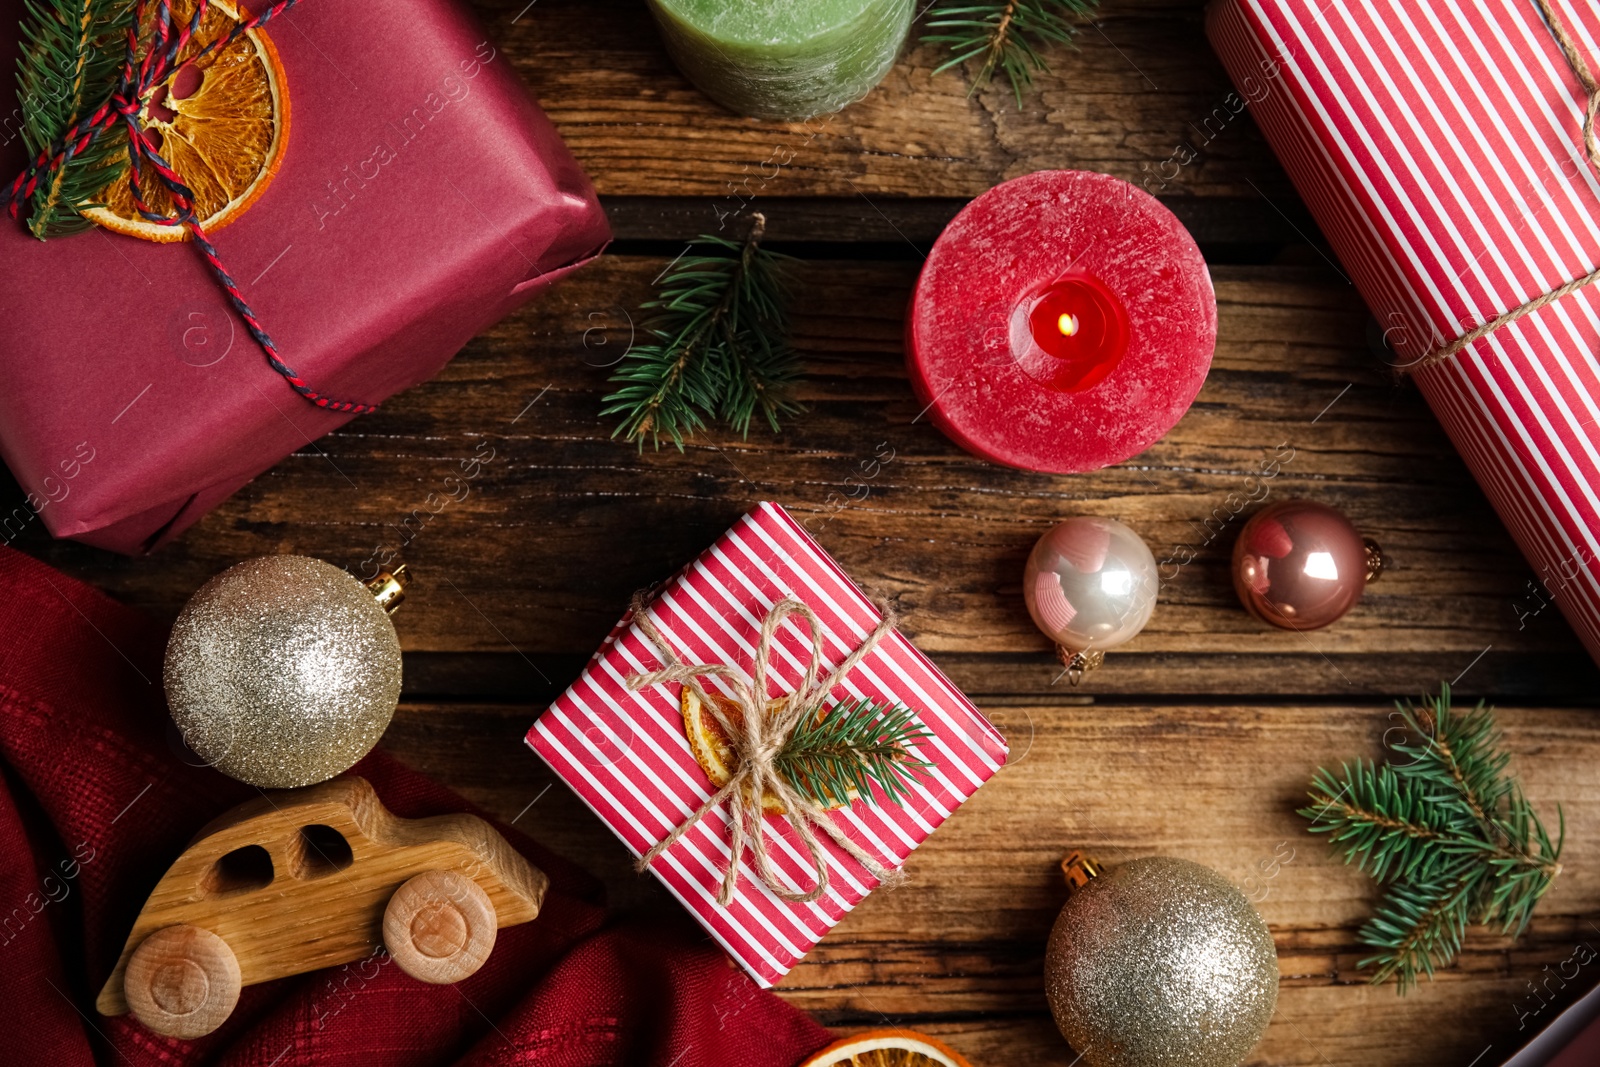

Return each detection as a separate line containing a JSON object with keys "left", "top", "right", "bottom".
{"left": 82, "top": 0, "right": 287, "bottom": 242}
{"left": 679, "top": 686, "right": 855, "bottom": 815}
{"left": 799, "top": 1029, "right": 973, "bottom": 1067}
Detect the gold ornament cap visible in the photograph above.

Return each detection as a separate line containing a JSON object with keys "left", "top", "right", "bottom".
{"left": 1363, "top": 538, "right": 1386, "bottom": 583}
{"left": 1060, "top": 849, "right": 1104, "bottom": 892}
{"left": 1054, "top": 647, "right": 1105, "bottom": 686}
{"left": 366, "top": 563, "right": 410, "bottom": 613}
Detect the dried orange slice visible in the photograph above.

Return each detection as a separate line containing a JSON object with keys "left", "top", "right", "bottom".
{"left": 681, "top": 687, "right": 788, "bottom": 815}
{"left": 679, "top": 687, "right": 852, "bottom": 815}
{"left": 799, "top": 1030, "right": 973, "bottom": 1067}
{"left": 82, "top": 0, "right": 287, "bottom": 243}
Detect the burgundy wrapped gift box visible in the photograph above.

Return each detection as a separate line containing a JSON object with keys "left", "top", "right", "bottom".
{"left": 0, "top": 0, "right": 609, "bottom": 553}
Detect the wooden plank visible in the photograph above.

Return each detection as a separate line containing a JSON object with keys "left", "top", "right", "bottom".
{"left": 382, "top": 699, "right": 1600, "bottom": 1067}
{"left": 484, "top": 0, "right": 1299, "bottom": 202}
{"left": 397, "top": 649, "right": 1600, "bottom": 705}
{"left": 599, "top": 195, "right": 1322, "bottom": 254}
{"left": 11, "top": 256, "right": 1596, "bottom": 698}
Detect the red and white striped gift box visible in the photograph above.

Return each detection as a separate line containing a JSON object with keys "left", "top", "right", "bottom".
{"left": 526, "top": 502, "right": 1008, "bottom": 986}
{"left": 1209, "top": 0, "right": 1600, "bottom": 662}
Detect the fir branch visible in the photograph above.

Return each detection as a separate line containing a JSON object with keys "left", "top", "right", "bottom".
{"left": 1358, "top": 862, "right": 1481, "bottom": 993}
{"left": 1302, "top": 761, "right": 1460, "bottom": 884}
{"left": 924, "top": 0, "right": 1098, "bottom": 105}
{"left": 15, "top": 0, "right": 136, "bottom": 238}
{"left": 1298, "top": 686, "right": 1563, "bottom": 993}
{"left": 1391, "top": 687, "right": 1510, "bottom": 828}
{"left": 773, "top": 697, "right": 933, "bottom": 809}
{"left": 601, "top": 214, "right": 803, "bottom": 451}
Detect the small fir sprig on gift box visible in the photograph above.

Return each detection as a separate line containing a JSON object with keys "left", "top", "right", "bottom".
{"left": 602, "top": 213, "right": 803, "bottom": 450}
{"left": 15, "top": 0, "right": 136, "bottom": 238}
{"left": 1299, "top": 686, "right": 1563, "bottom": 993}
{"left": 924, "top": 0, "right": 1099, "bottom": 105}
{"left": 776, "top": 697, "right": 933, "bottom": 808}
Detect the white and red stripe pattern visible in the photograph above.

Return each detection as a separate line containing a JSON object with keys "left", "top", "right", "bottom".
{"left": 1209, "top": 0, "right": 1600, "bottom": 663}
{"left": 526, "top": 502, "right": 1008, "bottom": 986}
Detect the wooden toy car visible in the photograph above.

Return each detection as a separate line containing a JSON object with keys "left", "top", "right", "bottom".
{"left": 96, "top": 776, "right": 547, "bottom": 1038}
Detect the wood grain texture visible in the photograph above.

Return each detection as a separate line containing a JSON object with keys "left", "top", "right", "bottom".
{"left": 97, "top": 777, "right": 547, "bottom": 1021}
{"left": 479, "top": 0, "right": 1299, "bottom": 203}
{"left": 122, "top": 925, "right": 242, "bottom": 1039}
{"left": 15, "top": 257, "right": 1596, "bottom": 700}
{"left": 600, "top": 194, "right": 1320, "bottom": 253}
{"left": 382, "top": 870, "right": 499, "bottom": 984}
{"left": 384, "top": 699, "right": 1600, "bottom": 1067}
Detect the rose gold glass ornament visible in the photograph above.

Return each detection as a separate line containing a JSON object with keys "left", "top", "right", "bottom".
{"left": 1232, "top": 500, "right": 1384, "bottom": 631}
{"left": 1023, "top": 517, "right": 1158, "bottom": 683}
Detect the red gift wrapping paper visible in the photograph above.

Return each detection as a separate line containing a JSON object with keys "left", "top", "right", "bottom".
{"left": 526, "top": 502, "right": 1009, "bottom": 987}
{"left": 0, "top": 0, "right": 609, "bottom": 553}
{"left": 1208, "top": 0, "right": 1600, "bottom": 662}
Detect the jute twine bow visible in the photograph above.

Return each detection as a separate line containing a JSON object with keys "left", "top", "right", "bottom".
{"left": 627, "top": 594, "right": 904, "bottom": 906}
{"left": 1410, "top": 0, "right": 1600, "bottom": 371}
{"left": 2, "top": 0, "right": 377, "bottom": 414}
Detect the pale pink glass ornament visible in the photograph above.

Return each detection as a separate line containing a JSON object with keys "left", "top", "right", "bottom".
{"left": 1023, "top": 517, "right": 1158, "bottom": 683}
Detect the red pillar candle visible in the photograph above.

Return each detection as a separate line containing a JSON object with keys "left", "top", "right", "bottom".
{"left": 906, "top": 170, "right": 1217, "bottom": 473}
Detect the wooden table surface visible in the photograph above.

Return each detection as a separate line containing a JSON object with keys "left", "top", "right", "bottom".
{"left": 10, "top": 1, "right": 1600, "bottom": 1064}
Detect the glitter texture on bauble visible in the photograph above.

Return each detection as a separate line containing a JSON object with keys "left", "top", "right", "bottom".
{"left": 1045, "top": 856, "right": 1279, "bottom": 1067}
{"left": 165, "top": 556, "right": 404, "bottom": 788}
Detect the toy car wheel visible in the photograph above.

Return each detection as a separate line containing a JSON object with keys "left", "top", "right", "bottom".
{"left": 383, "top": 869, "right": 498, "bottom": 984}
{"left": 124, "top": 924, "right": 243, "bottom": 1039}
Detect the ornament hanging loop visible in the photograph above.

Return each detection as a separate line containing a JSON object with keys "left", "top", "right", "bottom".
{"left": 1061, "top": 850, "right": 1103, "bottom": 893}
{"left": 366, "top": 564, "right": 409, "bottom": 614}
{"left": 1056, "top": 646, "right": 1104, "bottom": 686}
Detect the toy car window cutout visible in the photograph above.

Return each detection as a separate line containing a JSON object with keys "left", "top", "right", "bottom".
{"left": 202, "top": 844, "right": 274, "bottom": 897}
{"left": 291, "top": 824, "right": 354, "bottom": 879}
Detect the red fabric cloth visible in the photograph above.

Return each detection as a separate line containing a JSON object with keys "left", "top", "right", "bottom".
{"left": 0, "top": 545, "right": 833, "bottom": 1066}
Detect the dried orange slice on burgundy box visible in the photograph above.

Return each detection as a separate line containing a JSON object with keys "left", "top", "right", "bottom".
{"left": 0, "top": 0, "right": 609, "bottom": 553}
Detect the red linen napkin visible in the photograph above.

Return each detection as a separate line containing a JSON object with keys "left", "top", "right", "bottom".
{"left": 0, "top": 545, "right": 832, "bottom": 1065}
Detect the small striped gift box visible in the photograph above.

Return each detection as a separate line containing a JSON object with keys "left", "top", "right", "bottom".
{"left": 1209, "top": 0, "right": 1600, "bottom": 663}
{"left": 526, "top": 502, "right": 1008, "bottom": 986}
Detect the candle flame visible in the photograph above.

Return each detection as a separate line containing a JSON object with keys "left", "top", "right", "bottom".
{"left": 1057, "top": 312, "right": 1079, "bottom": 337}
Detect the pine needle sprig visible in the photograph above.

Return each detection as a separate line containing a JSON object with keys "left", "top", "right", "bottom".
{"left": 601, "top": 214, "right": 803, "bottom": 451}
{"left": 15, "top": 0, "right": 136, "bottom": 238}
{"left": 1299, "top": 685, "right": 1563, "bottom": 993}
{"left": 1302, "top": 761, "right": 1458, "bottom": 884}
{"left": 924, "top": 0, "right": 1099, "bottom": 105}
{"left": 773, "top": 697, "right": 933, "bottom": 809}
{"left": 1358, "top": 862, "right": 1481, "bottom": 992}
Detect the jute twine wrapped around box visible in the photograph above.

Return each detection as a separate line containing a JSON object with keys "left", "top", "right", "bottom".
{"left": 626, "top": 594, "right": 905, "bottom": 906}
{"left": 1408, "top": 0, "right": 1600, "bottom": 371}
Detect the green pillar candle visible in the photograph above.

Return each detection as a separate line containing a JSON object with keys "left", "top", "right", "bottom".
{"left": 648, "top": 0, "right": 913, "bottom": 121}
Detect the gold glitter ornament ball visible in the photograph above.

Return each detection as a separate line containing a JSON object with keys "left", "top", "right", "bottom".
{"left": 1045, "top": 856, "right": 1278, "bottom": 1067}
{"left": 165, "top": 556, "right": 404, "bottom": 789}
